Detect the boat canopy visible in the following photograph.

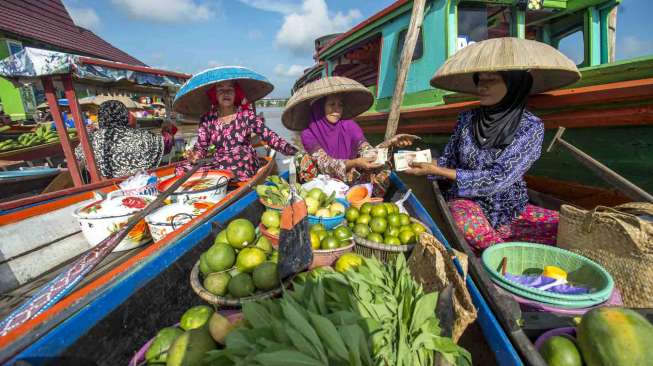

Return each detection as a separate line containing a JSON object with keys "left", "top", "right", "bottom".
{"left": 0, "top": 47, "right": 188, "bottom": 91}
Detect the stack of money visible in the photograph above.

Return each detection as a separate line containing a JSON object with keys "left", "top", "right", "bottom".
{"left": 393, "top": 149, "right": 432, "bottom": 171}
{"left": 361, "top": 147, "right": 388, "bottom": 165}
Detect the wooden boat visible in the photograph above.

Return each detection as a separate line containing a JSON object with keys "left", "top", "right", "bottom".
{"left": 293, "top": 0, "right": 653, "bottom": 194}
{"left": 0, "top": 148, "right": 276, "bottom": 361}
{"left": 432, "top": 132, "right": 653, "bottom": 366}
{"left": 0, "top": 168, "right": 66, "bottom": 203}
{"left": 0, "top": 171, "right": 519, "bottom": 366}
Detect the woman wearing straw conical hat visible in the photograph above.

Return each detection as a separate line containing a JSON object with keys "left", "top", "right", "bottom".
{"left": 173, "top": 66, "right": 298, "bottom": 181}
{"left": 404, "top": 37, "right": 580, "bottom": 252}
{"left": 283, "top": 76, "right": 415, "bottom": 196}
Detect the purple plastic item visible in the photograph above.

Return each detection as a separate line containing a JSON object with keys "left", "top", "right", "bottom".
{"left": 503, "top": 274, "right": 590, "bottom": 295}
{"left": 495, "top": 285, "right": 623, "bottom": 315}
{"left": 129, "top": 310, "right": 242, "bottom": 366}
{"left": 534, "top": 327, "right": 577, "bottom": 351}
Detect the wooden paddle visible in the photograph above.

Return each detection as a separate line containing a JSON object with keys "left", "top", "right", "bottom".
{"left": 0, "top": 158, "right": 213, "bottom": 335}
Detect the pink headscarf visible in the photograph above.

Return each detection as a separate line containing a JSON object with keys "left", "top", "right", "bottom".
{"left": 205, "top": 82, "right": 251, "bottom": 111}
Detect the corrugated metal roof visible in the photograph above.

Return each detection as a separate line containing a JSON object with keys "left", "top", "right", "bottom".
{"left": 0, "top": 0, "right": 145, "bottom": 66}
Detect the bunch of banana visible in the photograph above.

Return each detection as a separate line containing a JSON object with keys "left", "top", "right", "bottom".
{"left": 0, "top": 125, "right": 78, "bottom": 152}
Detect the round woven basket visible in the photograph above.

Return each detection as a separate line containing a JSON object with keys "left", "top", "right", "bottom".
{"left": 311, "top": 240, "right": 355, "bottom": 269}
{"left": 482, "top": 242, "right": 614, "bottom": 308}
{"left": 190, "top": 261, "right": 289, "bottom": 308}
{"left": 258, "top": 223, "right": 279, "bottom": 248}
{"left": 353, "top": 218, "right": 431, "bottom": 263}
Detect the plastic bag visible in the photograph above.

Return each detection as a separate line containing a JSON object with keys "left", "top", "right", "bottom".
{"left": 301, "top": 175, "right": 349, "bottom": 198}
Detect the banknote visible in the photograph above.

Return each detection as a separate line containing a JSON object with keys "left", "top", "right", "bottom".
{"left": 393, "top": 149, "right": 432, "bottom": 171}
{"left": 362, "top": 147, "right": 388, "bottom": 165}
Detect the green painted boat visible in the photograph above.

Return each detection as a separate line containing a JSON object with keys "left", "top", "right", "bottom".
{"left": 293, "top": 0, "right": 653, "bottom": 194}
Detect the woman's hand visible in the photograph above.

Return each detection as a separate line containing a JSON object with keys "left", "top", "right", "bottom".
{"left": 377, "top": 134, "right": 420, "bottom": 149}
{"left": 404, "top": 161, "right": 439, "bottom": 176}
{"left": 347, "top": 156, "right": 383, "bottom": 171}
{"left": 184, "top": 149, "right": 200, "bottom": 164}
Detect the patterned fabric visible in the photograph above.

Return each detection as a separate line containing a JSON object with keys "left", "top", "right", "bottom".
{"left": 438, "top": 109, "right": 545, "bottom": 227}
{"left": 176, "top": 106, "right": 297, "bottom": 181}
{"left": 295, "top": 140, "right": 390, "bottom": 197}
{"left": 449, "top": 199, "right": 558, "bottom": 252}
{"left": 75, "top": 100, "right": 169, "bottom": 178}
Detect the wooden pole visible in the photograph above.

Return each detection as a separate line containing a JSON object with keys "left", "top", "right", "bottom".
{"left": 547, "top": 127, "right": 653, "bottom": 203}
{"left": 384, "top": 0, "right": 426, "bottom": 140}
{"left": 42, "top": 76, "right": 83, "bottom": 187}
{"left": 62, "top": 74, "right": 101, "bottom": 183}
{"left": 607, "top": 6, "right": 617, "bottom": 62}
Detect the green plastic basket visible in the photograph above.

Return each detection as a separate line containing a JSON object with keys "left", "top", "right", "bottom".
{"left": 482, "top": 242, "right": 614, "bottom": 308}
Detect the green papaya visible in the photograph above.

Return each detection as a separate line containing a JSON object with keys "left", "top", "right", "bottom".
{"left": 166, "top": 327, "right": 216, "bottom": 366}
{"left": 577, "top": 307, "right": 653, "bottom": 366}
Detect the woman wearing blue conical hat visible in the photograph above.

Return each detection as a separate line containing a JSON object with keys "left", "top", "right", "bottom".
{"left": 173, "top": 66, "right": 298, "bottom": 181}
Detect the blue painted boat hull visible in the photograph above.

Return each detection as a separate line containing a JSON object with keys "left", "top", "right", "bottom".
{"left": 4, "top": 172, "right": 522, "bottom": 365}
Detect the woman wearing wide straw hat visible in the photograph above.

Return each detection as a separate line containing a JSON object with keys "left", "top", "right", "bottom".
{"left": 405, "top": 37, "right": 581, "bottom": 252}
{"left": 283, "top": 76, "right": 414, "bottom": 196}
{"left": 173, "top": 66, "right": 297, "bottom": 181}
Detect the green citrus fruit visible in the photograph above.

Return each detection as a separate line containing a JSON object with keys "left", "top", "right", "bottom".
{"left": 316, "top": 229, "right": 328, "bottom": 242}
{"left": 320, "top": 236, "right": 340, "bottom": 250}
{"left": 369, "top": 217, "right": 388, "bottom": 234}
{"left": 268, "top": 250, "right": 279, "bottom": 263}
{"left": 199, "top": 253, "right": 212, "bottom": 276}
{"left": 338, "top": 239, "right": 351, "bottom": 247}
{"left": 385, "top": 226, "right": 400, "bottom": 238}
{"left": 385, "top": 236, "right": 401, "bottom": 245}
{"left": 345, "top": 207, "right": 360, "bottom": 222}
{"left": 335, "top": 253, "right": 363, "bottom": 273}
{"left": 180, "top": 305, "right": 214, "bottom": 330}
{"left": 387, "top": 214, "right": 401, "bottom": 228}
{"left": 235, "top": 247, "right": 267, "bottom": 272}
{"left": 205, "top": 243, "right": 236, "bottom": 272}
{"left": 398, "top": 229, "right": 416, "bottom": 245}
{"left": 539, "top": 336, "right": 582, "bottom": 366}
{"left": 353, "top": 223, "right": 370, "bottom": 237}
{"left": 203, "top": 272, "right": 231, "bottom": 296}
{"left": 226, "top": 218, "right": 256, "bottom": 249}
{"left": 261, "top": 210, "right": 280, "bottom": 229}
{"left": 333, "top": 226, "right": 353, "bottom": 241}
{"left": 310, "top": 231, "right": 321, "bottom": 249}
{"left": 356, "top": 214, "right": 371, "bottom": 225}
{"left": 360, "top": 202, "right": 374, "bottom": 215}
{"left": 411, "top": 222, "right": 426, "bottom": 235}
{"left": 252, "top": 262, "right": 279, "bottom": 291}
{"left": 145, "top": 326, "right": 184, "bottom": 364}
{"left": 398, "top": 213, "right": 411, "bottom": 226}
{"left": 267, "top": 227, "right": 280, "bottom": 236}
{"left": 370, "top": 204, "right": 388, "bottom": 218}
{"left": 310, "top": 223, "right": 326, "bottom": 233}
{"left": 214, "top": 230, "right": 229, "bottom": 245}
{"left": 307, "top": 188, "right": 324, "bottom": 202}
{"left": 366, "top": 232, "right": 383, "bottom": 243}
{"left": 305, "top": 197, "right": 320, "bottom": 215}
{"left": 254, "top": 236, "right": 273, "bottom": 254}
{"left": 385, "top": 202, "right": 399, "bottom": 215}
{"left": 228, "top": 273, "right": 255, "bottom": 298}
{"left": 348, "top": 222, "right": 355, "bottom": 228}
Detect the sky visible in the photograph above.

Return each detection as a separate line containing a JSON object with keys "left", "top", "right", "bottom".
{"left": 62, "top": 0, "right": 653, "bottom": 98}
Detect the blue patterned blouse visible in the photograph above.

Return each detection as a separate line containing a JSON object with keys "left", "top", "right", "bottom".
{"left": 437, "top": 109, "right": 545, "bottom": 228}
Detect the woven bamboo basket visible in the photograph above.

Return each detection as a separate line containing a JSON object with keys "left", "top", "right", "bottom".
{"left": 354, "top": 218, "right": 431, "bottom": 263}
{"left": 190, "top": 260, "right": 289, "bottom": 308}
{"left": 311, "top": 240, "right": 355, "bottom": 269}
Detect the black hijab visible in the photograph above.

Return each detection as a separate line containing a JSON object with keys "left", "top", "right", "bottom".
{"left": 472, "top": 71, "right": 533, "bottom": 149}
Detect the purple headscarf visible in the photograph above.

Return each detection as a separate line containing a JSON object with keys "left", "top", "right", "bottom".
{"left": 300, "top": 98, "right": 366, "bottom": 160}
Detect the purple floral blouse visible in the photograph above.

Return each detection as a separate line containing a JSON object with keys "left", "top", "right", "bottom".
{"left": 438, "top": 110, "right": 545, "bottom": 227}
{"left": 176, "top": 106, "right": 297, "bottom": 181}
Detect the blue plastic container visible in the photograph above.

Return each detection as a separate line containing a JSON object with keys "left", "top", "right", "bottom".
{"left": 308, "top": 198, "right": 349, "bottom": 230}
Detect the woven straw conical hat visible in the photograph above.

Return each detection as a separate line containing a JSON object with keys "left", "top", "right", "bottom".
{"left": 173, "top": 66, "right": 273, "bottom": 116}
{"left": 430, "top": 37, "right": 580, "bottom": 94}
{"left": 282, "top": 76, "right": 374, "bottom": 131}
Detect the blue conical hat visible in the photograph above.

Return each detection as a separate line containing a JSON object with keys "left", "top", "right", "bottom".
{"left": 173, "top": 66, "right": 273, "bottom": 116}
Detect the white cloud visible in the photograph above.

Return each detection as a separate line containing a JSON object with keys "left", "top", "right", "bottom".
{"left": 274, "top": 64, "right": 306, "bottom": 77}
{"left": 240, "top": 0, "right": 362, "bottom": 56}
{"left": 619, "top": 35, "right": 653, "bottom": 60}
{"left": 111, "top": 0, "right": 216, "bottom": 23}
{"left": 277, "top": 0, "right": 361, "bottom": 56}
{"left": 66, "top": 5, "right": 101, "bottom": 31}
{"left": 237, "top": 0, "right": 300, "bottom": 14}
